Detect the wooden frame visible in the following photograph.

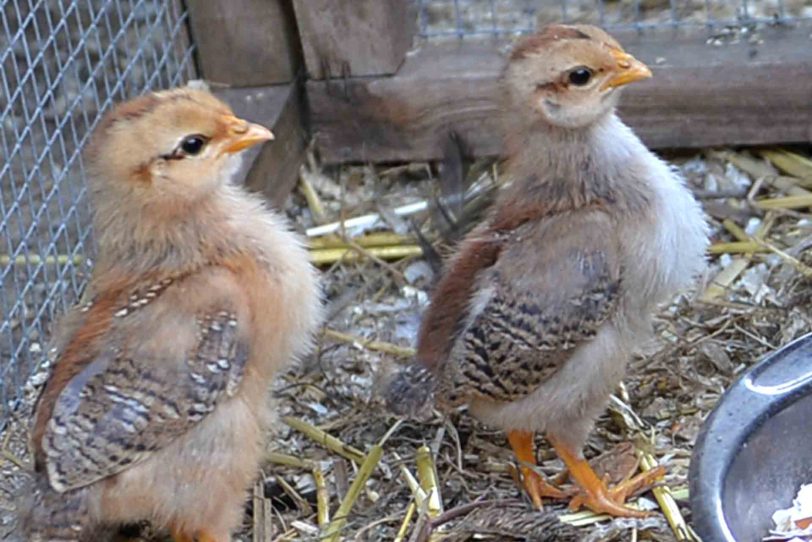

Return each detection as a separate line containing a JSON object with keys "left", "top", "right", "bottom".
{"left": 186, "top": 0, "right": 307, "bottom": 206}
{"left": 291, "top": 0, "right": 417, "bottom": 79}
{"left": 307, "top": 25, "right": 812, "bottom": 164}
{"left": 190, "top": 2, "right": 812, "bottom": 172}
{"left": 186, "top": 0, "right": 300, "bottom": 86}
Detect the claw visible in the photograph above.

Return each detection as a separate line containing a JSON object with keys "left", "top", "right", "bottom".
{"left": 508, "top": 430, "right": 570, "bottom": 510}
{"left": 548, "top": 433, "right": 665, "bottom": 518}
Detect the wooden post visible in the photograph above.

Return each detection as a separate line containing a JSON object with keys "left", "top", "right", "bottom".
{"left": 186, "top": 0, "right": 301, "bottom": 86}
{"left": 187, "top": 0, "right": 306, "bottom": 206}
{"left": 292, "top": 0, "right": 418, "bottom": 79}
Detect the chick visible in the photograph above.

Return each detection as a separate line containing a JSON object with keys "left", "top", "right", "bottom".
{"left": 22, "top": 87, "right": 322, "bottom": 541}
{"left": 388, "top": 24, "right": 708, "bottom": 517}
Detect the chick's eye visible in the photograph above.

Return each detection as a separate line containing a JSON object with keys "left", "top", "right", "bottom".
{"left": 180, "top": 135, "right": 207, "bottom": 156}
{"left": 568, "top": 67, "right": 593, "bottom": 86}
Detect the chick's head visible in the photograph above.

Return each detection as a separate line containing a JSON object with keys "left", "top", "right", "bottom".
{"left": 85, "top": 87, "right": 273, "bottom": 204}
{"left": 505, "top": 24, "right": 652, "bottom": 129}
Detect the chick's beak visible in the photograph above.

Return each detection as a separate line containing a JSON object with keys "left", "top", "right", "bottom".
{"left": 222, "top": 117, "right": 274, "bottom": 154}
{"left": 602, "top": 49, "right": 652, "bottom": 90}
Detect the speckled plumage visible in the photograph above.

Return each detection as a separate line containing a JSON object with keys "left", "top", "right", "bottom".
{"left": 388, "top": 24, "right": 708, "bottom": 515}
{"left": 21, "top": 88, "right": 323, "bottom": 542}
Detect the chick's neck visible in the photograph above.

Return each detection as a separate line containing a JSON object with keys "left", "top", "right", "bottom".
{"left": 91, "top": 183, "right": 246, "bottom": 279}
{"left": 500, "top": 112, "right": 650, "bottom": 215}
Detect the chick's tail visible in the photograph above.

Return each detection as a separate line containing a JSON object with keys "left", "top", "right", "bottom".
{"left": 383, "top": 363, "right": 438, "bottom": 419}
{"left": 12, "top": 474, "right": 105, "bottom": 542}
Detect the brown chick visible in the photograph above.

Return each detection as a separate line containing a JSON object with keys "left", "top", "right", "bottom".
{"left": 21, "top": 87, "right": 322, "bottom": 541}
{"left": 387, "top": 24, "right": 708, "bottom": 517}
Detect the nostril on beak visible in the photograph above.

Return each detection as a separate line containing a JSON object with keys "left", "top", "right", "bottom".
{"left": 230, "top": 123, "right": 249, "bottom": 135}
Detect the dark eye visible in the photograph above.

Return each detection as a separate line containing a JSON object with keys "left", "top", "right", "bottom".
{"left": 180, "top": 134, "right": 207, "bottom": 156}
{"left": 568, "top": 67, "right": 593, "bottom": 86}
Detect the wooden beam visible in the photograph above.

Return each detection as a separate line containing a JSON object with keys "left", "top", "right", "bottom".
{"left": 307, "top": 26, "right": 812, "bottom": 164}
{"left": 292, "top": 0, "right": 417, "bottom": 79}
{"left": 187, "top": 0, "right": 300, "bottom": 86}
{"left": 214, "top": 84, "right": 306, "bottom": 207}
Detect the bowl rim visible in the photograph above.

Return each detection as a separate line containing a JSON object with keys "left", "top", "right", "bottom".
{"left": 689, "top": 332, "right": 812, "bottom": 542}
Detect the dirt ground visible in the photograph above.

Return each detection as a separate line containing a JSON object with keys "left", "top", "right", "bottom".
{"left": 2, "top": 145, "right": 810, "bottom": 541}
{"left": 2, "top": 1, "right": 812, "bottom": 541}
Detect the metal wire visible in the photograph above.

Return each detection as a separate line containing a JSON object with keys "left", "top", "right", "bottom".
{"left": 0, "top": 0, "right": 195, "bottom": 425}
{"left": 417, "top": 0, "right": 812, "bottom": 39}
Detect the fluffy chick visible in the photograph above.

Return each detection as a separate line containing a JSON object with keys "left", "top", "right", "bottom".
{"left": 21, "top": 87, "right": 322, "bottom": 541}
{"left": 387, "top": 24, "right": 708, "bottom": 516}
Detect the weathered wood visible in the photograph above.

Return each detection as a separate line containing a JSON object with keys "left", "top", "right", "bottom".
{"left": 307, "top": 26, "right": 812, "bottom": 164}
{"left": 292, "top": 0, "right": 417, "bottom": 79}
{"left": 187, "top": 0, "right": 300, "bottom": 86}
{"left": 214, "top": 84, "right": 306, "bottom": 207}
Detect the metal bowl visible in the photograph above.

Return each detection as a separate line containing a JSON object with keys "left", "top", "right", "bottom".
{"left": 690, "top": 333, "right": 812, "bottom": 542}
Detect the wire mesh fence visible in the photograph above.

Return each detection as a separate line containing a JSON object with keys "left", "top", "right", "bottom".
{"left": 0, "top": 0, "right": 195, "bottom": 427}
{"left": 417, "top": 0, "right": 812, "bottom": 39}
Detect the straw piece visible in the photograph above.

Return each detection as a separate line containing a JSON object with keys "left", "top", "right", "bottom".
{"left": 752, "top": 238, "right": 812, "bottom": 279}
{"left": 277, "top": 475, "right": 311, "bottom": 514}
{"left": 324, "top": 328, "right": 416, "bottom": 358}
{"left": 716, "top": 150, "right": 774, "bottom": 179}
{"left": 314, "top": 464, "right": 331, "bottom": 528}
{"left": 310, "top": 245, "right": 423, "bottom": 266}
{"left": 702, "top": 216, "right": 773, "bottom": 301}
{"left": 640, "top": 453, "right": 694, "bottom": 541}
{"left": 765, "top": 176, "right": 812, "bottom": 197}
{"left": 306, "top": 201, "right": 429, "bottom": 238}
{"left": 752, "top": 194, "right": 812, "bottom": 210}
{"left": 671, "top": 487, "right": 690, "bottom": 501}
{"left": 265, "top": 451, "right": 314, "bottom": 470}
{"left": 322, "top": 444, "right": 385, "bottom": 540}
{"left": 397, "top": 460, "right": 428, "bottom": 507}
{"left": 283, "top": 416, "right": 365, "bottom": 464}
{"left": 415, "top": 445, "right": 443, "bottom": 518}
{"left": 700, "top": 258, "right": 751, "bottom": 302}
{"left": 308, "top": 232, "right": 412, "bottom": 250}
{"left": 558, "top": 509, "right": 612, "bottom": 527}
{"left": 394, "top": 501, "right": 418, "bottom": 542}
{"left": 252, "top": 480, "right": 273, "bottom": 542}
{"left": 759, "top": 149, "right": 812, "bottom": 188}
{"left": 721, "top": 219, "right": 750, "bottom": 242}
{"left": 299, "top": 173, "right": 328, "bottom": 225}
{"left": 707, "top": 241, "right": 765, "bottom": 254}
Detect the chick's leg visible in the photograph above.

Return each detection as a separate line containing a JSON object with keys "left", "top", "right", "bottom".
{"left": 507, "top": 430, "right": 569, "bottom": 509}
{"left": 547, "top": 433, "right": 664, "bottom": 518}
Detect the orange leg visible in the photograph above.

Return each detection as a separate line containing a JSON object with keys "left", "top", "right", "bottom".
{"left": 507, "top": 430, "right": 569, "bottom": 509}
{"left": 547, "top": 433, "right": 665, "bottom": 518}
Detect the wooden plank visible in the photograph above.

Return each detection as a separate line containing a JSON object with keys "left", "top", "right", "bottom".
{"left": 307, "top": 25, "right": 812, "bottom": 164}
{"left": 187, "top": 0, "right": 300, "bottom": 86}
{"left": 292, "top": 0, "right": 417, "bottom": 79}
{"left": 214, "top": 84, "right": 306, "bottom": 207}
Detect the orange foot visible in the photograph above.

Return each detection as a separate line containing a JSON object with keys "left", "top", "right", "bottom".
{"left": 507, "top": 430, "right": 571, "bottom": 509}
{"left": 548, "top": 433, "right": 665, "bottom": 518}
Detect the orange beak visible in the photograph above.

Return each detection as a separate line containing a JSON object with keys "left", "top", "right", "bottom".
{"left": 222, "top": 117, "right": 274, "bottom": 154}
{"left": 602, "top": 49, "right": 652, "bottom": 90}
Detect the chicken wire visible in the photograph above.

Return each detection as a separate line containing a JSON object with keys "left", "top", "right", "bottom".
{"left": 0, "top": 0, "right": 195, "bottom": 427}
{"left": 417, "top": 0, "right": 812, "bottom": 38}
